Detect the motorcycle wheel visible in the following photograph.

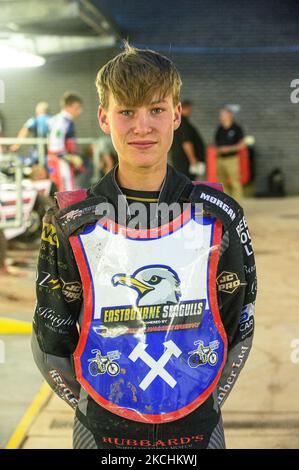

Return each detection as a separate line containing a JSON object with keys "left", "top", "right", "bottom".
{"left": 88, "top": 361, "right": 99, "bottom": 376}
{"left": 107, "top": 362, "right": 120, "bottom": 376}
{"left": 208, "top": 352, "right": 218, "bottom": 366}
{"left": 188, "top": 353, "right": 201, "bottom": 368}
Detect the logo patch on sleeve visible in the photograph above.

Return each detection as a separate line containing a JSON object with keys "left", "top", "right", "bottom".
{"left": 41, "top": 222, "right": 59, "bottom": 247}
{"left": 217, "top": 271, "right": 242, "bottom": 294}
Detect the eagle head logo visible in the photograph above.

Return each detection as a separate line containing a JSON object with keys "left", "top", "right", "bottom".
{"left": 111, "top": 265, "right": 181, "bottom": 306}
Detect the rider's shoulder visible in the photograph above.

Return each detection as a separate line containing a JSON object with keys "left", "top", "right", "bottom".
{"left": 190, "top": 184, "right": 243, "bottom": 228}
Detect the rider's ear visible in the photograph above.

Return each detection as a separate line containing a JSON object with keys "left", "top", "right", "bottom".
{"left": 98, "top": 106, "right": 111, "bottom": 134}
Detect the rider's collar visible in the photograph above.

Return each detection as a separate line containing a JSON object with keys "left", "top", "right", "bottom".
{"left": 89, "top": 164, "right": 191, "bottom": 225}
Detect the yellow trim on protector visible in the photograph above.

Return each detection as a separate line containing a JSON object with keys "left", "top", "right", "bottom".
{"left": 6, "top": 382, "right": 52, "bottom": 449}
{"left": 126, "top": 196, "right": 159, "bottom": 202}
{"left": 0, "top": 317, "right": 32, "bottom": 335}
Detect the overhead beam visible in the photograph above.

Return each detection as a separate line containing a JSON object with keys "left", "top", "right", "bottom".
{"left": 0, "top": 34, "right": 117, "bottom": 55}
{"left": 79, "top": 0, "right": 121, "bottom": 38}
{"left": 0, "top": 0, "right": 79, "bottom": 26}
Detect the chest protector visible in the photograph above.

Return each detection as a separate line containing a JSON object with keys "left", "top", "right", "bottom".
{"left": 69, "top": 199, "right": 227, "bottom": 424}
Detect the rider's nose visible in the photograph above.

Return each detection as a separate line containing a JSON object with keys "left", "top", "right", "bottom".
{"left": 133, "top": 111, "right": 153, "bottom": 135}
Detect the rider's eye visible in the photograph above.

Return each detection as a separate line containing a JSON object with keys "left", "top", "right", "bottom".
{"left": 151, "top": 107, "right": 164, "bottom": 114}
{"left": 120, "top": 110, "right": 133, "bottom": 116}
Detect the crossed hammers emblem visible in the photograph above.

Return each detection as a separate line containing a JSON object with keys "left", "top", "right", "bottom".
{"left": 128, "top": 341, "right": 182, "bottom": 390}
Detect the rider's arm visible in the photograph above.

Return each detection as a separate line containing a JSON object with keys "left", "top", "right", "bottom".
{"left": 31, "top": 204, "right": 82, "bottom": 409}
{"left": 10, "top": 118, "right": 33, "bottom": 151}
{"left": 216, "top": 206, "right": 257, "bottom": 407}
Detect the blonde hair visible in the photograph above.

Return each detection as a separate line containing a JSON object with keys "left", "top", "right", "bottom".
{"left": 35, "top": 101, "right": 49, "bottom": 115}
{"left": 95, "top": 41, "right": 182, "bottom": 108}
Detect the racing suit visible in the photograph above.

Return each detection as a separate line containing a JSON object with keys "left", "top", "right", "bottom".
{"left": 32, "top": 164, "right": 257, "bottom": 449}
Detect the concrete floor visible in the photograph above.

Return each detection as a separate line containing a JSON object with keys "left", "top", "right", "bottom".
{"left": 0, "top": 335, "right": 43, "bottom": 449}
{"left": 223, "top": 196, "right": 299, "bottom": 448}
{"left": 0, "top": 246, "right": 42, "bottom": 449}
{"left": 1, "top": 197, "right": 299, "bottom": 449}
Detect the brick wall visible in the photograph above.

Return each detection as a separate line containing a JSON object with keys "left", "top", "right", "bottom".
{"left": 0, "top": 49, "right": 113, "bottom": 138}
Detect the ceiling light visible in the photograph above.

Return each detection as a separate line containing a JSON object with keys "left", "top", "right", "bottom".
{"left": 0, "top": 45, "right": 45, "bottom": 69}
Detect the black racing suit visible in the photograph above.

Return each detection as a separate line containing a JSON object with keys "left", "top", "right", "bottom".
{"left": 31, "top": 164, "right": 257, "bottom": 449}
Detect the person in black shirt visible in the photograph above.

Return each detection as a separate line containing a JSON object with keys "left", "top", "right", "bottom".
{"left": 215, "top": 107, "right": 245, "bottom": 200}
{"left": 171, "top": 100, "right": 205, "bottom": 179}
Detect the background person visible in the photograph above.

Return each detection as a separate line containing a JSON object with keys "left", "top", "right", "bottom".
{"left": 10, "top": 102, "right": 51, "bottom": 154}
{"left": 170, "top": 99, "right": 205, "bottom": 179}
{"left": 47, "top": 92, "right": 83, "bottom": 191}
{"left": 215, "top": 106, "right": 245, "bottom": 200}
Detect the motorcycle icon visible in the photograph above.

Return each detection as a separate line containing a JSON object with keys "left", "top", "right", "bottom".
{"left": 188, "top": 340, "right": 219, "bottom": 368}
{"left": 88, "top": 349, "right": 120, "bottom": 377}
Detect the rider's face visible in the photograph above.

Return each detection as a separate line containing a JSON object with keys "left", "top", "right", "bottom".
{"left": 98, "top": 92, "right": 181, "bottom": 170}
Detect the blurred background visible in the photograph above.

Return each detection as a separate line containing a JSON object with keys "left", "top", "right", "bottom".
{"left": 0, "top": 0, "right": 299, "bottom": 449}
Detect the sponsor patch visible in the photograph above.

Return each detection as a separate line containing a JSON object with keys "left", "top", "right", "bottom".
{"left": 41, "top": 222, "right": 59, "bottom": 247}
{"left": 200, "top": 192, "right": 236, "bottom": 221}
{"left": 38, "top": 271, "right": 61, "bottom": 290}
{"left": 98, "top": 300, "right": 205, "bottom": 336}
{"left": 37, "top": 272, "right": 82, "bottom": 302}
{"left": 49, "top": 370, "right": 78, "bottom": 408}
{"left": 236, "top": 216, "right": 253, "bottom": 256}
{"left": 59, "top": 205, "right": 97, "bottom": 226}
{"left": 217, "top": 345, "right": 249, "bottom": 405}
{"left": 61, "top": 279, "right": 82, "bottom": 303}
{"left": 101, "top": 434, "right": 204, "bottom": 447}
{"left": 217, "top": 271, "right": 242, "bottom": 294}
{"left": 239, "top": 303, "right": 254, "bottom": 339}
{"left": 35, "top": 306, "right": 75, "bottom": 334}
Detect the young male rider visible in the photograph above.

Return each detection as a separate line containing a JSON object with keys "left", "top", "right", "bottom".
{"left": 32, "top": 43, "right": 257, "bottom": 449}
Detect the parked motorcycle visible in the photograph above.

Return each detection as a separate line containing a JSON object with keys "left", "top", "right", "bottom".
{"left": 0, "top": 155, "right": 54, "bottom": 242}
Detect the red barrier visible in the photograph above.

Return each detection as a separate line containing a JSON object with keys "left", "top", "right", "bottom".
{"left": 206, "top": 146, "right": 250, "bottom": 185}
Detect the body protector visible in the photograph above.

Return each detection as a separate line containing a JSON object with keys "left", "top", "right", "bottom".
{"left": 68, "top": 189, "right": 228, "bottom": 424}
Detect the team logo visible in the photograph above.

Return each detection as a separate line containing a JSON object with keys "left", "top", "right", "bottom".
{"left": 129, "top": 340, "right": 182, "bottom": 390}
{"left": 41, "top": 222, "right": 59, "bottom": 247}
{"left": 112, "top": 265, "right": 182, "bottom": 306}
{"left": 96, "top": 265, "right": 205, "bottom": 336}
{"left": 217, "top": 271, "right": 242, "bottom": 294}
{"left": 88, "top": 349, "right": 121, "bottom": 377}
{"left": 187, "top": 340, "right": 219, "bottom": 368}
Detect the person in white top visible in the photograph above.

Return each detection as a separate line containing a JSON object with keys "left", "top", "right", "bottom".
{"left": 47, "top": 92, "right": 83, "bottom": 191}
